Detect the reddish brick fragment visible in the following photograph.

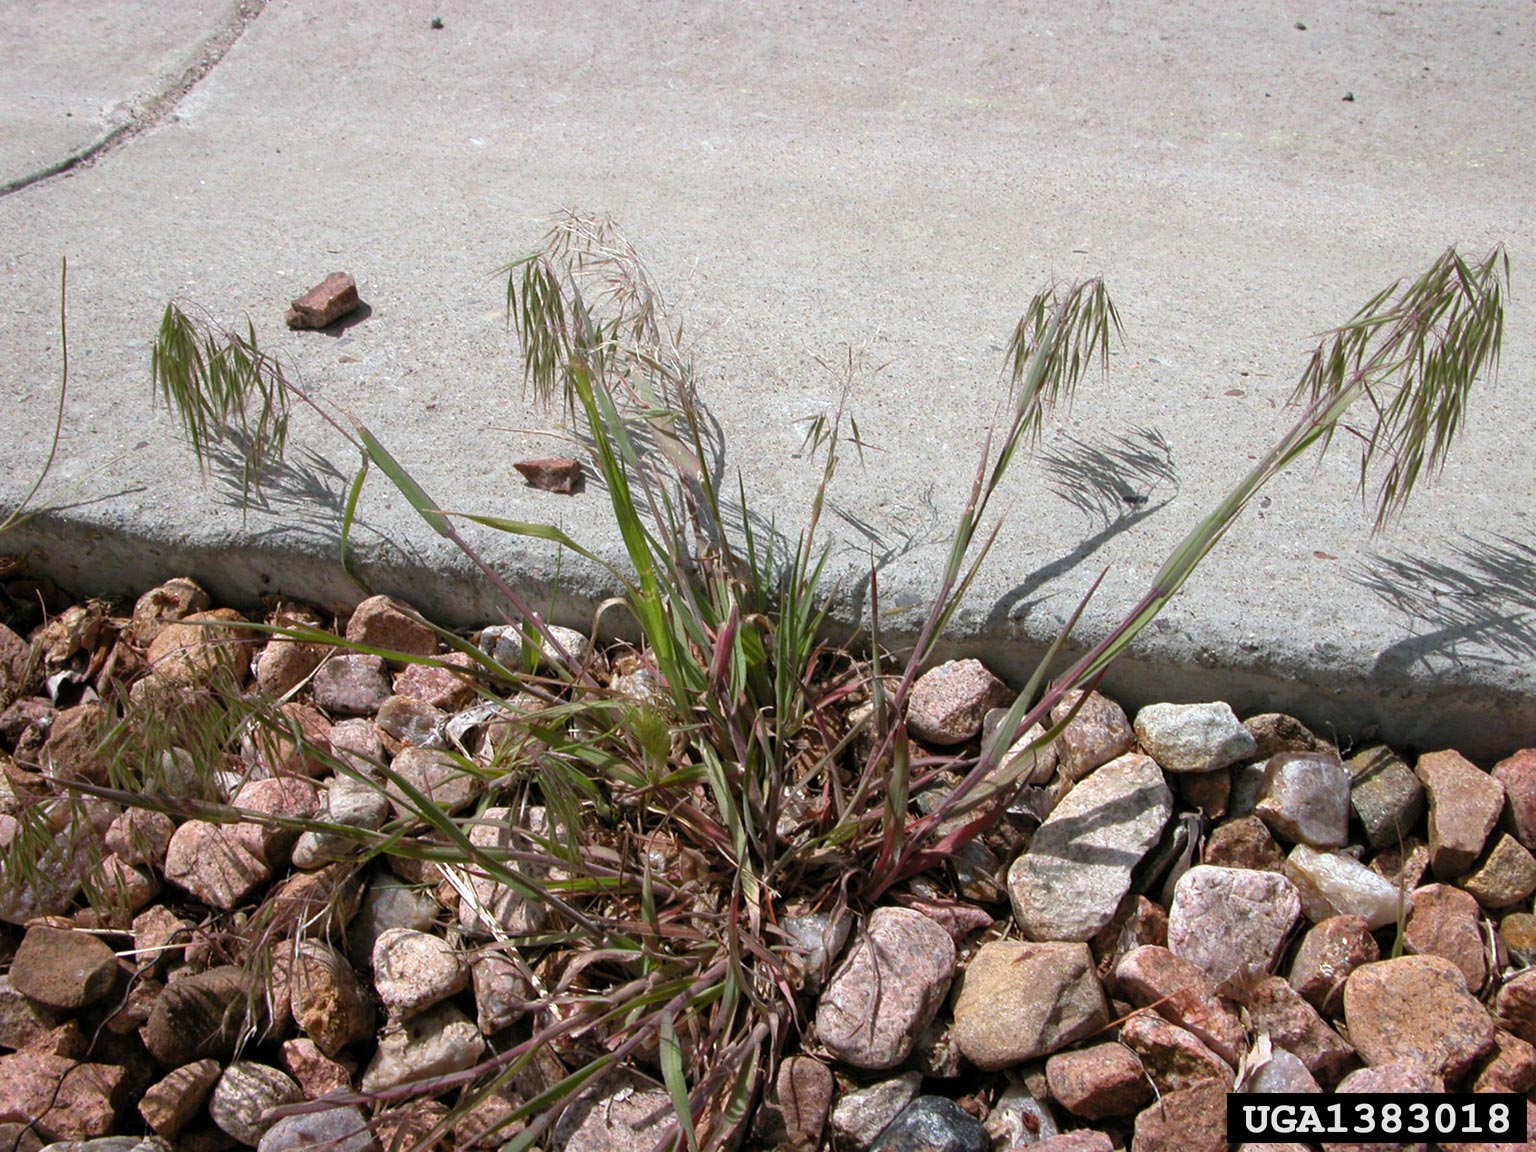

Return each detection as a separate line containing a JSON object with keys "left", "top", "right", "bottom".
{"left": 286, "top": 272, "right": 362, "bottom": 329}
{"left": 514, "top": 456, "right": 585, "bottom": 494}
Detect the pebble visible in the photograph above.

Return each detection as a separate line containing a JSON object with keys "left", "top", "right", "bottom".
{"left": 286, "top": 271, "right": 363, "bottom": 330}
{"left": 386, "top": 745, "right": 481, "bottom": 816}
{"left": 1165, "top": 865, "right": 1300, "bottom": 984}
{"left": 104, "top": 808, "right": 175, "bottom": 868}
{"left": 552, "top": 1074, "right": 673, "bottom": 1152}
{"left": 1243, "top": 977, "right": 1356, "bottom": 1082}
{"left": 1245, "top": 1046, "right": 1321, "bottom": 1093}
{"left": 1500, "top": 912, "right": 1536, "bottom": 964}
{"left": 1119, "top": 1010, "right": 1234, "bottom": 1093}
{"left": 1493, "top": 968, "right": 1536, "bottom": 1044}
{"left": 208, "top": 1061, "right": 303, "bottom": 1146}
{"left": 39, "top": 702, "right": 109, "bottom": 784}
{"left": 1202, "top": 813, "right": 1286, "bottom": 871}
{"left": 995, "top": 720, "right": 1061, "bottom": 787}
{"left": 251, "top": 701, "right": 332, "bottom": 778}
{"left": 291, "top": 771, "right": 391, "bottom": 868}
{"left": 1244, "top": 712, "right": 1334, "bottom": 758}
{"left": 1327, "top": 1062, "right": 1443, "bottom": 1152}
{"left": 1345, "top": 744, "right": 1425, "bottom": 849}
{"left": 1343, "top": 954, "right": 1496, "bottom": 1081}
{"left": 1008, "top": 752, "right": 1172, "bottom": 941}
{"left": 1494, "top": 748, "right": 1536, "bottom": 849}
{"left": 1403, "top": 882, "right": 1487, "bottom": 992}
{"left": 1255, "top": 752, "right": 1350, "bottom": 847}
{"left": 162, "top": 820, "right": 271, "bottom": 911}
{"left": 258, "top": 1106, "right": 377, "bottom": 1152}
{"left": 0, "top": 1043, "right": 125, "bottom": 1141}
{"left": 290, "top": 939, "right": 374, "bottom": 1056}
{"left": 344, "top": 595, "right": 438, "bottom": 660}
{"left": 1030, "top": 1135, "right": 1113, "bottom": 1152}
{"left": 0, "top": 975, "right": 62, "bottom": 1050}
{"left": 1051, "top": 690, "right": 1134, "bottom": 780}
{"left": 1283, "top": 844, "right": 1406, "bottom": 930}
{"left": 871, "top": 1096, "right": 988, "bottom": 1152}
{"left": 1287, "top": 915, "right": 1378, "bottom": 1018}
{"left": 1461, "top": 831, "right": 1536, "bottom": 907}
{"left": 1129, "top": 1080, "right": 1229, "bottom": 1152}
{"left": 983, "top": 1080, "right": 1059, "bottom": 1147}
{"left": 394, "top": 654, "right": 480, "bottom": 711}
{"left": 906, "top": 659, "right": 1011, "bottom": 746}
{"left": 817, "top": 907, "right": 955, "bottom": 1069}
{"left": 141, "top": 965, "right": 256, "bottom": 1066}
{"left": 1113, "top": 946, "right": 1244, "bottom": 1065}
{"left": 348, "top": 870, "right": 441, "bottom": 962}
{"left": 312, "top": 654, "right": 393, "bottom": 715}
{"left": 1473, "top": 1027, "right": 1536, "bottom": 1093}
{"left": 281, "top": 1037, "right": 355, "bottom": 1098}
{"left": 255, "top": 637, "right": 325, "bottom": 698}
{"left": 1045, "top": 1042, "right": 1153, "bottom": 1119}
{"left": 951, "top": 941, "right": 1107, "bottom": 1069}
{"left": 144, "top": 609, "right": 252, "bottom": 689}
{"left": 756, "top": 1056, "right": 833, "bottom": 1152}
{"left": 360, "top": 1002, "right": 486, "bottom": 1094}
{"left": 479, "top": 622, "right": 593, "bottom": 673}
{"left": 459, "top": 807, "right": 549, "bottom": 936}
{"left": 229, "top": 776, "right": 321, "bottom": 868}
{"left": 9, "top": 926, "right": 118, "bottom": 1011}
{"left": 143, "top": 1060, "right": 222, "bottom": 1140}
{"left": 830, "top": 1072, "right": 923, "bottom": 1152}
{"left": 1415, "top": 748, "right": 1505, "bottom": 878}
{"left": 1133, "top": 701, "right": 1256, "bottom": 773}
{"left": 375, "top": 694, "right": 447, "bottom": 747}
{"left": 471, "top": 949, "right": 533, "bottom": 1035}
{"left": 127, "top": 578, "right": 211, "bottom": 645}
{"left": 373, "top": 927, "right": 468, "bottom": 1019}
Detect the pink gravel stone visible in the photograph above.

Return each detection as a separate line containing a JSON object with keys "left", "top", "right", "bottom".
{"left": 1416, "top": 748, "right": 1505, "bottom": 878}
{"left": 1046, "top": 1042, "right": 1153, "bottom": 1119}
{"left": 1343, "top": 954, "right": 1496, "bottom": 1082}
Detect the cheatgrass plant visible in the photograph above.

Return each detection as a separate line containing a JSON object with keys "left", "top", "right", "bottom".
{"left": 45, "top": 218, "right": 1506, "bottom": 1149}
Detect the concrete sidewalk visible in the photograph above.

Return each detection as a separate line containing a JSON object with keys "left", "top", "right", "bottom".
{"left": 2, "top": 0, "right": 1533, "bottom": 757}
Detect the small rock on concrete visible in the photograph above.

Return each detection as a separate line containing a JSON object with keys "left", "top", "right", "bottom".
{"left": 1166, "top": 865, "right": 1300, "bottom": 984}
{"left": 1130, "top": 1081, "right": 1229, "bottom": 1152}
{"left": 816, "top": 907, "right": 955, "bottom": 1069}
{"left": 373, "top": 927, "right": 468, "bottom": 1020}
{"left": 871, "top": 1096, "right": 988, "bottom": 1152}
{"left": 1133, "top": 701, "right": 1255, "bottom": 773}
{"left": 361, "top": 1002, "right": 486, "bottom": 1094}
{"left": 1051, "top": 690, "right": 1135, "bottom": 780}
{"left": 951, "top": 940, "right": 1107, "bottom": 1069}
{"left": 514, "top": 456, "right": 585, "bottom": 494}
{"left": 138, "top": 1059, "right": 220, "bottom": 1139}
{"left": 209, "top": 1062, "right": 303, "bottom": 1147}
{"left": 830, "top": 1072, "right": 923, "bottom": 1152}
{"left": 1343, "top": 954, "right": 1496, "bottom": 1081}
{"left": 259, "top": 1106, "right": 377, "bottom": 1152}
{"left": 1256, "top": 752, "right": 1350, "bottom": 847}
{"left": 1416, "top": 748, "right": 1505, "bottom": 878}
{"left": 1008, "top": 752, "right": 1172, "bottom": 942}
{"left": 1283, "top": 844, "right": 1405, "bottom": 930}
{"left": 1046, "top": 1042, "right": 1153, "bottom": 1119}
{"left": 1462, "top": 831, "right": 1536, "bottom": 908}
{"left": 1243, "top": 977, "right": 1356, "bottom": 1083}
{"left": 906, "top": 659, "right": 1011, "bottom": 746}
{"left": 1403, "top": 882, "right": 1487, "bottom": 992}
{"left": 1114, "top": 946, "right": 1244, "bottom": 1065}
{"left": 286, "top": 272, "right": 362, "bottom": 329}
{"left": 1119, "top": 1011, "right": 1234, "bottom": 1094}
{"left": 1346, "top": 744, "right": 1425, "bottom": 850}
{"left": 9, "top": 926, "right": 118, "bottom": 1010}
{"left": 312, "top": 654, "right": 393, "bottom": 716}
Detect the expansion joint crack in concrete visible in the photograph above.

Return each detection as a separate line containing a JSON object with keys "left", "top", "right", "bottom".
{"left": 0, "top": 0, "right": 269, "bottom": 200}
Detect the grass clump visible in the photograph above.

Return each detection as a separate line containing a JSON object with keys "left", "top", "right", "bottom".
{"left": 21, "top": 219, "right": 1506, "bottom": 1149}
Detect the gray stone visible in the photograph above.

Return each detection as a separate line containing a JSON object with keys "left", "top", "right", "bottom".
{"left": 951, "top": 941, "right": 1107, "bottom": 1069}
{"left": 291, "top": 771, "right": 391, "bottom": 869}
{"left": 312, "top": 654, "right": 393, "bottom": 716}
{"left": 258, "top": 1107, "right": 378, "bottom": 1152}
{"left": 1346, "top": 744, "right": 1425, "bottom": 849}
{"left": 209, "top": 1062, "right": 303, "bottom": 1147}
{"left": 1133, "top": 701, "right": 1256, "bottom": 773}
{"left": 375, "top": 694, "right": 447, "bottom": 748}
{"left": 471, "top": 949, "right": 534, "bottom": 1035}
{"left": 1008, "top": 752, "right": 1172, "bottom": 941}
{"left": 361, "top": 1002, "right": 486, "bottom": 1094}
{"left": 830, "top": 1073, "right": 923, "bottom": 1152}
{"left": 816, "top": 907, "right": 956, "bottom": 1069}
{"left": 142, "top": 965, "right": 258, "bottom": 1066}
{"left": 1166, "top": 865, "right": 1301, "bottom": 984}
{"left": 373, "top": 927, "right": 468, "bottom": 1020}
{"left": 386, "top": 746, "right": 481, "bottom": 817}
{"left": 983, "top": 1081, "right": 1060, "bottom": 1148}
{"left": 871, "top": 1097, "right": 988, "bottom": 1152}
{"left": 1255, "top": 752, "right": 1350, "bottom": 847}
{"left": 458, "top": 806, "right": 550, "bottom": 937}
{"left": 348, "top": 870, "right": 441, "bottom": 963}
{"left": 1245, "top": 1047, "right": 1321, "bottom": 1093}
